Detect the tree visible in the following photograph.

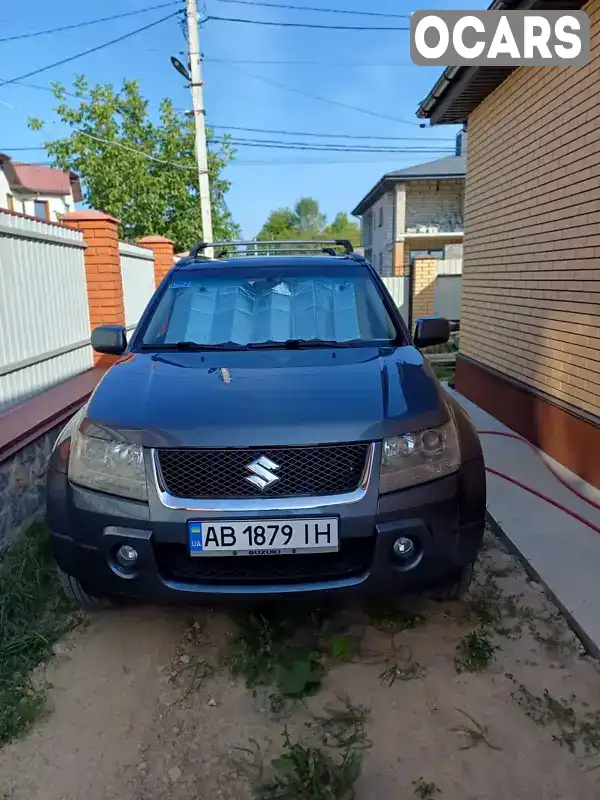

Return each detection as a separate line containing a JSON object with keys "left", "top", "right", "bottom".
{"left": 28, "top": 76, "right": 240, "bottom": 251}
{"left": 324, "top": 212, "right": 361, "bottom": 247}
{"left": 256, "top": 198, "right": 361, "bottom": 248}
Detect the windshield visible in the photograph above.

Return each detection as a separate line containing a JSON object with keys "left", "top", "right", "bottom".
{"left": 139, "top": 265, "right": 403, "bottom": 348}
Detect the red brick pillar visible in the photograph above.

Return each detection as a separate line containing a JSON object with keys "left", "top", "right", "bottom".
{"left": 137, "top": 235, "right": 175, "bottom": 287}
{"left": 61, "top": 211, "right": 125, "bottom": 366}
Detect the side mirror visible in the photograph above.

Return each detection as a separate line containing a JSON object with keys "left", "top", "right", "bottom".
{"left": 413, "top": 316, "right": 450, "bottom": 349}
{"left": 91, "top": 325, "right": 127, "bottom": 355}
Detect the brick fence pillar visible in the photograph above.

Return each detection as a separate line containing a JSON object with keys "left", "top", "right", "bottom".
{"left": 61, "top": 210, "right": 125, "bottom": 366}
{"left": 393, "top": 242, "right": 405, "bottom": 276}
{"left": 137, "top": 235, "right": 175, "bottom": 287}
{"left": 412, "top": 257, "right": 438, "bottom": 321}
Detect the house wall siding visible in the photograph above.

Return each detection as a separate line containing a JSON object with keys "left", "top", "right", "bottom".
{"left": 370, "top": 191, "right": 395, "bottom": 276}
{"left": 405, "top": 180, "right": 464, "bottom": 233}
{"left": 461, "top": 0, "right": 600, "bottom": 419}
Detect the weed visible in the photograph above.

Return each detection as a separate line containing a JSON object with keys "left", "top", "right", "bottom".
{"left": 379, "top": 660, "right": 426, "bottom": 687}
{"left": 466, "top": 574, "right": 504, "bottom": 625}
{"left": 314, "top": 697, "right": 371, "bottom": 750}
{"left": 455, "top": 627, "right": 498, "bottom": 673}
{"left": 0, "top": 523, "right": 79, "bottom": 744}
{"left": 329, "top": 634, "right": 357, "bottom": 662}
{"left": 450, "top": 707, "right": 502, "bottom": 751}
{"left": 413, "top": 777, "right": 441, "bottom": 798}
{"left": 257, "top": 727, "right": 363, "bottom": 800}
{"left": 511, "top": 682, "right": 600, "bottom": 755}
{"left": 485, "top": 563, "right": 515, "bottom": 579}
{"left": 228, "top": 609, "right": 353, "bottom": 702}
{"left": 367, "top": 602, "right": 427, "bottom": 633}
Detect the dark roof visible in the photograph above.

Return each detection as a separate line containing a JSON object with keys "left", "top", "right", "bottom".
{"left": 351, "top": 155, "right": 466, "bottom": 216}
{"left": 416, "top": 0, "right": 586, "bottom": 124}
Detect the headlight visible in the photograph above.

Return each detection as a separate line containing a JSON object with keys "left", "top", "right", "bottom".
{"left": 68, "top": 430, "right": 148, "bottom": 501}
{"left": 380, "top": 418, "right": 460, "bottom": 493}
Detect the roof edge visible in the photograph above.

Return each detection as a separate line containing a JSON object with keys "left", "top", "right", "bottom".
{"left": 416, "top": 0, "right": 585, "bottom": 124}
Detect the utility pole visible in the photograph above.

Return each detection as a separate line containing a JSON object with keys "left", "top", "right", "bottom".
{"left": 186, "top": 0, "right": 214, "bottom": 258}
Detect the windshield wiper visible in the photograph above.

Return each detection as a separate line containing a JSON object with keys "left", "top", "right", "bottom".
{"left": 248, "top": 338, "right": 356, "bottom": 350}
{"left": 140, "top": 341, "right": 247, "bottom": 351}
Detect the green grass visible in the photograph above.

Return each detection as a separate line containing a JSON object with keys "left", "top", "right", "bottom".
{"left": 228, "top": 609, "right": 346, "bottom": 706}
{"left": 257, "top": 730, "right": 363, "bottom": 800}
{"left": 455, "top": 627, "right": 499, "bottom": 673}
{"left": 0, "top": 523, "right": 78, "bottom": 744}
{"left": 432, "top": 364, "right": 455, "bottom": 383}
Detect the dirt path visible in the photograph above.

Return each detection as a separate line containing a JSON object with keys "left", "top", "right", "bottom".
{"left": 2, "top": 529, "right": 600, "bottom": 800}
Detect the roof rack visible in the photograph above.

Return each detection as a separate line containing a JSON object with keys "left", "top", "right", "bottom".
{"left": 189, "top": 238, "right": 354, "bottom": 259}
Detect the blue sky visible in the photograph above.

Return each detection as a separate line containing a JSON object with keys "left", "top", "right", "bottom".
{"left": 0, "top": 0, "right": 488, "bottom": 237}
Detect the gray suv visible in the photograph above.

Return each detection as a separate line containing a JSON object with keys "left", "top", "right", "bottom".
{"left": 46, "top": 239, "right": 485, "bottom": 608}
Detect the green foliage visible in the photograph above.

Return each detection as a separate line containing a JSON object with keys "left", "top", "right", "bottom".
{"left": 228, "top": 611, "right": 328, "bottom": 702}
{"left": 257, "top": 198, "right": 360, "bottom": 247}
{"left": 258, "top": 730, "right": 363, "bottom": 800}
{"left": 28, "top": 76, "right": 240, "bottom": 251}
{"left": 455, "top": 627, "right": 499, "bottom": 673}
{"left": 0, "top": 523, "right": 79, "bottom": 744}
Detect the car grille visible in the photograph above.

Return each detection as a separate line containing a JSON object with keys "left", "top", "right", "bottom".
{"left": 155, "top": 443, "right": 370, "bottom": 498}
{"left": 154, "top": 537, "right": 375, "bottom": 586}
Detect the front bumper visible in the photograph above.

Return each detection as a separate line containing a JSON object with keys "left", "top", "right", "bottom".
{"left": 46, "top": 454, "right": 485, "bottom": 602}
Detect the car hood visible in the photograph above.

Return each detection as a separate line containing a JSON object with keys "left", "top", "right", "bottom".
{"left": 83, "top": 347, "right": 449, "bottom": 447}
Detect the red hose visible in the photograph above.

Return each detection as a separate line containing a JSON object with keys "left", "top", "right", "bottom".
{"left": 477, "top": 429, "right": 600, "bottom": 513}
{"left": 484, "top": 466, "right": 600, "bottom": 536}
{"left": 474, "top": 430, "right": 600, "bottom": 536}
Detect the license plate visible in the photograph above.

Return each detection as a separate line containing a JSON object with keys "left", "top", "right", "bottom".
{"left": 188, "top": 518, "right": 339, "bottom": 557}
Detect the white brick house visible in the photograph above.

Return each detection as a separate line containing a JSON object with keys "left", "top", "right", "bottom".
{"left": 352, "top": 132, "right": 466, "bottom": 277}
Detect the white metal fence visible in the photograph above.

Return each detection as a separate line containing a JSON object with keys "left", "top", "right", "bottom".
{"left": 381, "top": 276, "right": 409, "bottom": 322}
{"left": 0, "top": 212, "right": 92, "bottom": 413}
{"left": 435, "top": 275, "right": 462, "bottom": 321}
{"left": 119, "top": 242, "right": 156, "bottom": 329}
{"left": 436, "top": 257, "right": 463, "bottom": 275}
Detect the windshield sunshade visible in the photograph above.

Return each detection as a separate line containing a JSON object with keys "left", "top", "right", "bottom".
{"left": 141, "top": 271, "right": 400, "bottom": 347}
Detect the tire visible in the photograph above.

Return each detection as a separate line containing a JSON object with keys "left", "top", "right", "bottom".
{"left": 430, "top": 561, "right": 475, "bottom": 602}
{"left": 57, "top": 567, "right": 115, "bottom": 610}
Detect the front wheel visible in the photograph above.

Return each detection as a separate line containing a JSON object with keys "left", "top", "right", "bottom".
{"left": 57, "top": 567, "right": 115, "bottom": 610}
{"left": 430, "top": 561, "right": 475, "bottom": 602}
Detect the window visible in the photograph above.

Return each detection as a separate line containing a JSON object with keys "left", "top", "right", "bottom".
{"left": 33, "top": 200, "right": 49, "bottom": 220}
{"left": 140, "top": 264, "right": 403, "bottom": 348}
{"left": 378, "top": 206, "right": 383, "bottom": 227}
{"left": 409, "top": 249, "right": 444, "bottom": 261}
{"left": 5, "top": 194, "right": 14, "bottom": 211}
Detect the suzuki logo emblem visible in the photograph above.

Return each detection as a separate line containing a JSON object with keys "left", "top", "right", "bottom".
{"left": 246, "top": 456, "right": 280, "bottom": 490}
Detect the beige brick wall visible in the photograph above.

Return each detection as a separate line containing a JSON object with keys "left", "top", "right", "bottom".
{"left": 412, "top": 258, "right": 438, "bottom": 320}
{"left": 462, "top": 0, "right": 600, "bottom": 417}
{"left": 403, "top": 235, "right": 464, "bottom": 276}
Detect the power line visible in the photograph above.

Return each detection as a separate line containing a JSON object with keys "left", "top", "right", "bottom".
{"left": 205, "top": 58, "right": 413, "bottom": 66}
{"left": 215, "top": 0, "right": 411, "bottom": 18}
{"left": 206, "top": 15, "right": 409, "bottom": 30}
{"left": 212, "top": 137, "right": 454, "bottom": 154}
{"left": 0, "top": 2, "right": 183, "bottom": 43}
{"left": 230, "top": 157, "right": 434, "bottom": 166}
{"left": 0, "top": 12, "right": 181, "bottom": 89}
{"left": 212, "top": 63, "right": 422, "bottom": 126}
{"left": 208, "top": 124, "right": 453, "bottom": 142}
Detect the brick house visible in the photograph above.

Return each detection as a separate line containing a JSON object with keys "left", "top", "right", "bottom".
{"left": 351, "top": 132, "right": 466, "bottom": 279}
{"left": 417, "top": 0, "right": 600, "bottom": 487}
{"left": 0, "top": 153, "right": 82, "bottom": 222}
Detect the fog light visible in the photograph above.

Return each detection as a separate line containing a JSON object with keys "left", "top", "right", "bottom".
{"left": 393, "top": 537, "right": 415, "bottom": 559}
{"left": 116, "top": 544, "right": 138, "bottom": 568}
